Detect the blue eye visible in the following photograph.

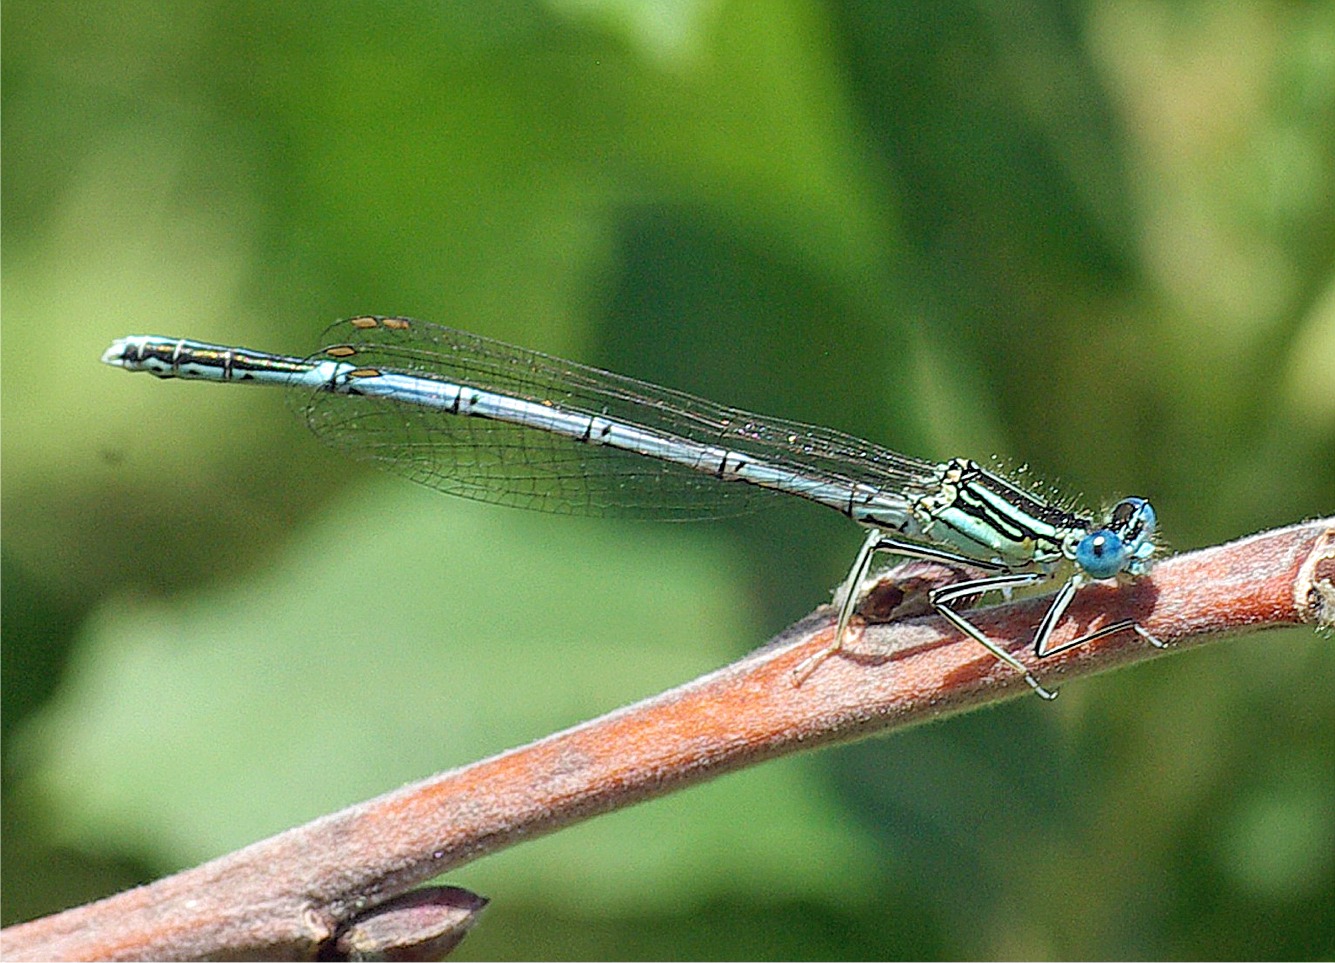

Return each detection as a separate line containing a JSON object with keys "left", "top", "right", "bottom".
{"left": 1078, "top": 498, "right": 1158, "bottom": 578}
{"left": 1076, "top": 529, "right": 1128, "bottom": 579}
{"left": 1114, "top": 497, "right": 1157, "bottom": 564}
{"left": 1113, "top": 497, "right": 1155, "bottom": 539}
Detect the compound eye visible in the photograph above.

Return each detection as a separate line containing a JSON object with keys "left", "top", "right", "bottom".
{"left": 1111, "top": 497, "right": 1157, "bottom": 566}
{"left": 1112, "top": 497, "right": 1156, "bottom": 537}
{"left": 1076, "top": 529, "right": 1128, "bottom": 579}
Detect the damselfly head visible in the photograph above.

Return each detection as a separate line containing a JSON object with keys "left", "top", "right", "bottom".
{"left": 1075, "top": 497, "right": 1157, "bottom": 580}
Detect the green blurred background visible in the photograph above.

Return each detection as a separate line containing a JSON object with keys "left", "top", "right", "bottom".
{"left": 4, "top": 1, "right": 1333, "bottom": 958}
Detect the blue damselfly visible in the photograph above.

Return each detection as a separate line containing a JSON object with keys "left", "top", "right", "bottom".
{"left": 102, "top": 316, "right": 1161, "bottom": 698}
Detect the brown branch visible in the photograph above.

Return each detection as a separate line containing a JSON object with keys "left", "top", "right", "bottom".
{"left": 3, "top": 518, "right": 1331, "bottom": 961}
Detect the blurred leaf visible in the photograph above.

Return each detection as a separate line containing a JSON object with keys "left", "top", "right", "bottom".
{"left": 13, "top": 482, "right": 878, "bottom": 909}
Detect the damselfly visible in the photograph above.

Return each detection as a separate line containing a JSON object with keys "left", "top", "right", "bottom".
{"left": 102, "top": 316, "right": 1161, "bottom": 698}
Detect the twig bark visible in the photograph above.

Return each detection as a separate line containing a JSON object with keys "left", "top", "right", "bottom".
{"left": 3, "top": 518, "right": 1331, "bottom": 961}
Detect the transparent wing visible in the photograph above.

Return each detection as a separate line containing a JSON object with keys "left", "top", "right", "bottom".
{"left": 297, "top": 316, "right": 938, "bottom": 521}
